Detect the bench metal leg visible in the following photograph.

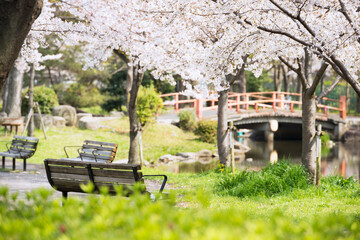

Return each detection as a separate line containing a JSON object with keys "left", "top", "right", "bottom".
{"left": 62, "top": 191, "right": 68, "bottom": 199}
{"left": 23, "top": 159, "right": 26, "bottom": 171}
{"left": 62, "top": 192, "right": 68, "bottom": 206}
{"left": 12, "top": 158, "right": 15, "bottom": 171}
{"left": 2, "top": 156, "right": 4, "bottom": 169}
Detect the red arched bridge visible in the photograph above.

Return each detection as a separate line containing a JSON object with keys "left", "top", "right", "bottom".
{"left": 159, "top": 91, "right": 347, "bottom": 140}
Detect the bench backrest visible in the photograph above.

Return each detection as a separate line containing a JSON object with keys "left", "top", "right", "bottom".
{"left": 44, "top": 159, "right": 144, "bottom": 195}
{"left": 79, "top": 140, "right": 118, "bottom": 163}
{"left": 10, "top": 135, "right": 39, "bottom": 157}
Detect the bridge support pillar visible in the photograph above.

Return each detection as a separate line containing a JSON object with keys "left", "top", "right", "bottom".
{"left": 264, "top": 130, "right": 274, "bottom": 143}
{"left": 334, "top": 122, "right": 346, "bottom": 141}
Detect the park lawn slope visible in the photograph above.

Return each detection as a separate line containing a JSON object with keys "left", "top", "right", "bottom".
{"left": 0, "top": 117, "right": 215, "bottom": 164}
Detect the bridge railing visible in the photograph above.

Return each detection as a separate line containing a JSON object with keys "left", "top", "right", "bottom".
{"left": 159, "top": 91, "right": 346, "bottom": 120}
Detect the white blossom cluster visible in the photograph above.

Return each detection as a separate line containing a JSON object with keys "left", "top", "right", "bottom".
{"left": 21, "top": 0, "right": 360, "bottom": 96}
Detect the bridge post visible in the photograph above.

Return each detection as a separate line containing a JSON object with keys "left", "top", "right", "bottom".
{"left": 279, "top": 93, "right": 285, "bottom": 109}
{"left": 175, "top": 93, "right": 179, "bottom": 111}
{"left": 245, "top": 94, "right": 249, "bottom": 110}
{"left": 272, "top": 92, "right": 276, "bottom": 111}
{"left": 195, "top": 98, "right": 203, "bottom": 119}
{"left": 340, "top": 96, "right": 346, "bottom": 120}
{"left": 236, "top": 95, "right": 240, "bottom": 113}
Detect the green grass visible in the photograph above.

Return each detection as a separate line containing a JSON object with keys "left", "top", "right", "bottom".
{"left": 0, "top": 117, "right": 215, "bottom": 164}
{"left": 143, "top": 163, "right": 360, "bottom": 220}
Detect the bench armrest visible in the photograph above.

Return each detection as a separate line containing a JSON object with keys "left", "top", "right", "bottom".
{"left": 5, "top": 142, "right": 12, "bottom": 152}
{"left": 63, "top": 146, "right": 82, "bottom": 158}
{"left": 142, "top": 175, "right": 168, "bottom": 193}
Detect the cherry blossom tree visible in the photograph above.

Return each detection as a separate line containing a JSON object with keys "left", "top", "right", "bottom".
{"left": 29, "top": 0, "right": 360, "bottom": 177}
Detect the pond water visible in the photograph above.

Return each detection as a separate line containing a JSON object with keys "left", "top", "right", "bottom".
{"left": 160, "top": 137, "right": 360, "bottom": 179}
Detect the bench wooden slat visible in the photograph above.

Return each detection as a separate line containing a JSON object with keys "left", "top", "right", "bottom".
{"left": 52, "top": 172, "right": 90, "bottom": 181}
{"left": 13, "top": 135, "right": 39, "bottom": 141}
{"left": 94, "top": 176, "right": 136, "bottom": 184}
{"left": 49, "top": 166, "right": 142, "bottom": 180}
{"left": 46, "top": 159, "right": 141, "bottom": 170}
{"left": 82, "top": 145, "right": 116, "bottom": 152}
{"left": 49, "top": 166, "right": 89, "bottom": 175}
{"left": 79, "top": 153, "right": 113, "bottom": 161}
{"left": 84, "top": 140, "right": 118, "bottom": 147}
{"left": 12, "top": 140, "right": 38, "bottom": 145}
{"left": 92, "top": 169, "right": 143, "bottom": 179}
{"left": 9, "top": 148, "right": 34, "bottom": 154}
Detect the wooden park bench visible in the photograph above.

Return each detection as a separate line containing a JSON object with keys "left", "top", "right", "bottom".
{"left": 62, "top": 140, "right": 118, "bottom": 163}
{"left": 44, "top": 159, "right": 167, "bottom": 200}
{"left": 0, "top": 135, "right": 39, "bottom": 171}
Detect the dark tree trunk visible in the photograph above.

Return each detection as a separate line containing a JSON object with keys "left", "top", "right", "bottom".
{"left": 217, "top": 90, "right": 229, "bottom": 165}
{"left": 281, "top": 65, "right": 288, "bottom": 93}
{"left": 356, "top": 95, "right": 360, "bottom": 113}
{"left": 128, "top": 63, "right": 144, "bottom": 164}
{"left": 0, "top": 0, "right": 42, "bottom": 92}
{"left": 3, "top": 66, "right": 23, "bottom": 118}
{"left": 274, "top": 64, "right": 281, "bottom": 91}
{"left": 28, "top": 66, "right": 35, "bottom": 137}
{"left": 232, "top": 67, "right": 246, "bottom": 94}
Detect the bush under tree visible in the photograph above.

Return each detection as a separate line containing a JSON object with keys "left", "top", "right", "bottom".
{"left": 63, "top": 83, "right": 105, "bottom": 108}
{"left": 195, "top": 120, "right": 217, "bottom": 143}
{"left": 178, "top": 110, "right": 197, "bottom": 131}
{"left": 136, "top": 85, "right": 163, "bottom": 127}
{"left": 22, "top": 85, "right": 59, "bottom": 114}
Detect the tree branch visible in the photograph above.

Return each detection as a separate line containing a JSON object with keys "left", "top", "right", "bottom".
{"left": 316, "top": 75, "right": 341, "bottom": 104}
{"left": 308, "top": 61, "right": 329, "bottom": 96}
{"left": 338, "top": 0, "right": 360, "bottom": 43}
{"left": 330, "top": 54, "right": 360, "bottom": 96}
{"left": 278, "top": 56, "right": 308, "bottom": 89}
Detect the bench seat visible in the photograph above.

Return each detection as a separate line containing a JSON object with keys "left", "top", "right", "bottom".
{"left": 44, "top": 158, "right": 167, "bottom": 200}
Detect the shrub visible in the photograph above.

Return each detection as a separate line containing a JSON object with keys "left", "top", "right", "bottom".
{"left": 215, "top": 161, "right": 310, "bottom": 198}
{"left": 22, "top": 85, "right": 59, "bottom": 114}
{"left": 1, "top": 186, "right": 360, "bottom": 239}
{"left": 136, "top": 85, "right": 163, "bottom": 127}
{"left": 63, "top": 83, "right": 105, "bottom": 108}
{"left": 178, "top": 110, "right": 196, "bottom": 131}
{"left": 195, "top": 120, "right": 217, "bottom": 143}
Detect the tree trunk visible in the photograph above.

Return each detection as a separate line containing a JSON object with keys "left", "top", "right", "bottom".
{"left": 232, "top": 67, "right": 246, "bottom": 94}
{"left": 346, "top": 83, "right": 350, "bottom": 112}
{"left": 356, "top": 95, "right": 360, "bottom": 113}
{"left": 3, "top": 66, "right": 24, "bottom": 118}
{"left": 28, "top": 65, "right": 35, "bottom": 137}
{"left": 0, "top": 0, "right": 42, "bottom": 92}
{"left": 273, "top": 64, "right": 281, "bottom": 91}
{"left": 217, "top": 90, "right": 229, "bottom": 165}
{"left": 2, "top": 74, "right": 9, "bottom": 112}
{"left": 281, "top": 65, "right": 288, "bottom": 93}
{"left": 128, "top": 63, "right": 144, "bottom": 164}
{"left": 302, "top": 90, "right": 317, "bottom": 182}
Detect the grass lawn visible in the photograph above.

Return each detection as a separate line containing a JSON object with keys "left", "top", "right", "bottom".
{"left": 0, "top": 117, "right": 216, "bottom": 164}
{"left": 1, "top": 118, "right": 360, "bottom": 239}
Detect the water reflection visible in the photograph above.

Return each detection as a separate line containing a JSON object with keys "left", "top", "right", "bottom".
{"left": 159, "top": 137, "right": 360, "bottom": 179}
{"left": 239, "top": 138, "right": 360, "bottom": 179}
